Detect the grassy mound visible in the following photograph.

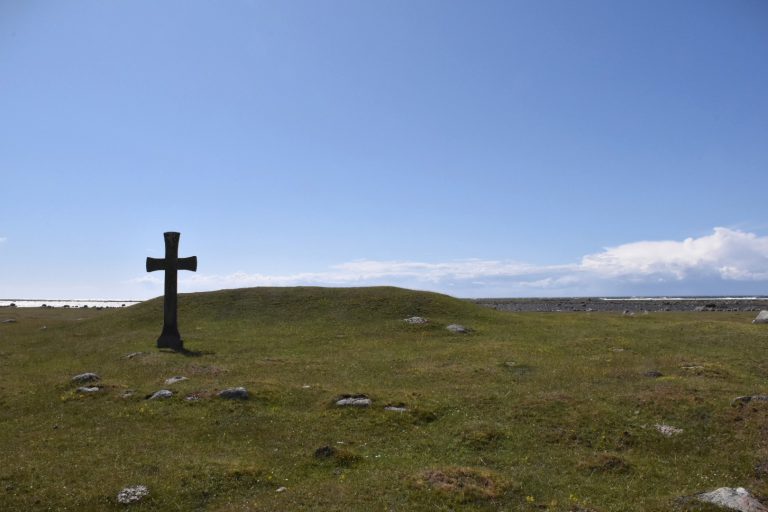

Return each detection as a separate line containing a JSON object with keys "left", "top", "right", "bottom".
{"left": 1, "top": 286, "right": 768, "bottom": 510}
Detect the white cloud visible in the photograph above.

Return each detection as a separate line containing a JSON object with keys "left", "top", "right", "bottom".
{"left": 128, "top": 228, "right": 768, "bottom": 297}
{"left": 580, "top": 227, "right": 768, "bottom": 281}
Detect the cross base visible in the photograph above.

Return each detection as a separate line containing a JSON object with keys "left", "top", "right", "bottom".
{"left": 156, "top": 333, "right": 184, "bottom": 352}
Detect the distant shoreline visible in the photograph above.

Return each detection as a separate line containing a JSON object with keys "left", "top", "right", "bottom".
{"left": 2, "top": 296, "right": 767, "bottom": 312}
{"left": 0, "top": 299, "right": 142, "bottom": 308}
{"left": 471, "top": 297, "right": 768, "bottom": 313}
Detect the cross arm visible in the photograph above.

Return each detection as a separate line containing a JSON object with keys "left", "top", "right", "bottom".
{"left": 178, "top": 256, "right": 198, "bottom": 272}
{"left": 146, "top": 257, "right": 166, "bottom": 272}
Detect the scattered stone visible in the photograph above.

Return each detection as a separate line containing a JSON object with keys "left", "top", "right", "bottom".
{"left": 1, "top": 319, "right": 17, "bottom": 324}
{"left": 681, "top": 364, "right": 705, "bottom": 371}
{"left": 185, "top": 394, "right": 201, "bottom": 402}
{"left": 39, "top": 326, "right": 47, "bottom": 330}
{"left": 696, "top": 487, "right": 768, "bottom": 512}
{"left": 71, "top": 372, "right": 100, "bottom": 384}
{"left": 117, "top": 485, "right": 150, "bottom": 505}
{"left": 446, "top": 324, "right": 470, "bottom": 334}
{"left": 335, "top": 394, "right": 371, "bottom": 407}
{"left": 121, "top": 390, "right": 135, "bottom": 398}
{"left": 622, "top": 310, "right": 635, "bottom": 316}
{"left": 164, "top": 376, "right": 188, "bottom": 385}
{"left": 655, "top": 424, "right": 683, "bottom": 437}
{"left": 404, "top": 316, "right": 428, "bottom": 324}
{"left": 302, "top": 385, "right": 311, "bottom": 389}
{"left": 732, "top": 395, "right": 768, "bottom": 406}
{"left": 147, "top": 390, "right": 173, "bottom": 400}
{"left": 753, "top": 311, "right": 768, "bottom": 324}
{"left": 644, "top": 370, "right": 663, "bottom": 378}
{"left": 384, "top": 405, "right": 408, "bottom": 413}
{"left": 218, "top": 387, "right": 248, "bottom": 399}
{"left": 610, "top": 347, "right": 625, "bottom": 352}
{"left": 123, "top": 352, "right": 145, "bottom": 359}
{"left": 77, "top": 386, "right": 101, "bottom": 393}
{"left": 276, "top": 486, "right": 287, "bottom": 493}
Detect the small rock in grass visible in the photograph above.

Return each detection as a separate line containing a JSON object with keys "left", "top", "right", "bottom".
{"left": 1, "top": 318, "right": 17, "bottom": 324}
{"left": 384, "top": 405, "right": 408, "bottom": 413}
{"left": 117, "top": 485, "right": 149, "bottom": 504}
{"left": 733, "top": 395, "right": 768, "bottom": 406}
{"left": 276, "top": 486, "right": 287, "bottom": 493}
{"left": 696, "top": 487, "right": 768, "bottom": 512}
{"left": 644, "top": 370, "right": 663, "bottom": 378}
{"left": 185, "top": 394, "right": 201, "bottom": 401}
{"left": 147, "top": 390, "right": 173, "bottom": 400}
{"left": 123, "top": 352, "right": 145, "bottom": 359}
{"left": 336, "top": 394, "right": 371, "bottom": 407}
{"left": 77, "top": 386, "right": 101, "bottom": 393}
{"left": 753, "top": 311, "right": 768, "bottom": 324}
{"left": 655, "top": 424, "right": 683, "bottom": 437}
{"left": 446, "top": 324, "right": 470, "bottom": 334}
{"left": 71, "top": 372, "right": 100, "bottom": 383}
{"left": 121, "top": 390, "right": 135, "bottom": 398}
{"left": 164, "top": 376, "right": 188, "bottom": 385}
{"left": 404, "top": 316, "right": 428, "bottom": 324}
{"left": 218, "top": 387, "right": 248, "bottom": 399}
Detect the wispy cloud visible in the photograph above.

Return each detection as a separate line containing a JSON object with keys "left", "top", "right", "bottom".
{"left": 129, "top": 228, "right": 768, "bottom": 297}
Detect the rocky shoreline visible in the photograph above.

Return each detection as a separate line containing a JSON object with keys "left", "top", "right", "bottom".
{"left": 471, "top": 297, "right": 768, "bottom": 313}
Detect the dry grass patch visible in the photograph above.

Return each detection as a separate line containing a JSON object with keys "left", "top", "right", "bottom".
{"left": 578, "top": 452, "right": 631, "bottom": 474}
{"left": 414, "top": 466, "right": 508, "bottom": 502}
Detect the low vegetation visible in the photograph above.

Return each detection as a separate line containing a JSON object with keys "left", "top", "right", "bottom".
{"left": 1, "top": 286, "right": 767, "bottom": 511}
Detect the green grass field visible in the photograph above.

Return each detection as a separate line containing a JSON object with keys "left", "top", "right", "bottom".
{"left": 1, "top": 286, "right": 767, "bottom": 511}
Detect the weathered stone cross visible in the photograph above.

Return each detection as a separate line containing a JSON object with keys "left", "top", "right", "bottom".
{"left": 146, "top": 232, "right": 197, "bottom": 351}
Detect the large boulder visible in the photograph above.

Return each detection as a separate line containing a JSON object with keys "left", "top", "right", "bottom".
{"left": 696, "top": 487, "right": 768, "bottom": 512}
{"left": 753, "top": 311, "right": 768, "bottom": 324}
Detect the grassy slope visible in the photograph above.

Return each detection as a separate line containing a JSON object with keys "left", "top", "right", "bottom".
{"left": 1, "top": 286, "right": 767, "bottom": 511}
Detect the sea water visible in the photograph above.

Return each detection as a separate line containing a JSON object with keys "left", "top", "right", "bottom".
{"left": 0, "top": 299, "right": 142, "bottom": 308}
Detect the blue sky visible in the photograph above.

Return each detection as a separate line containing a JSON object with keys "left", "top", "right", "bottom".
{"left": 1, "top": 0, "right": 767, "bottom": 299}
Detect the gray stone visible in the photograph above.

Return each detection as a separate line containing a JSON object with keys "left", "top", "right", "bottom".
{"left": 123, "top": 352, "right": 145, "bottom": 359}
{"left": 655, "top": 424, "right": 683, "bottom": 437}
{"left": 218, "top": 387, "right": 248, "bottom": 399}
{"left": 753, "top": 311, "right": 768, "bottom": 324}
{"left": 404, "top": 316, "right": 428, "bottom": 324}
{"left": 644, "top": 370, "right": 663, "bottom": 378}
{"left": 384, "top": 405, "right": 408, "bottom": 413}
{"left": 697, "top": 487, "right": 768, "bottom": 512}
{"left": 147, "top": 389, "right": 173, "bottom": 400}
{"left": 733, "top": 395, "right": 768, "bottom": 406}
{"left": 71, "top": 372, "right": 100, "bottom": 383}
{"left": 1, "top": 318, "right": 17, "bottom": 324}
{"left": 77, "top": 386, "right": 101, "bottom": 393}
{"left": 336, "top": 395, "right": 372, "bottom": 407}
{"left": 446, "top": 324, "right": 469, "bottom": 334}
{"left": 117, "top": 485, "right": 149, "bottom": 505}
{"left": 164, "top": 376, "right": 188, "bottom": 385}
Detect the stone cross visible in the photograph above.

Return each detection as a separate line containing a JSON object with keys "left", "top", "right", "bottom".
{"left": 146, "top": 232, "right": 197, "bottom": 351}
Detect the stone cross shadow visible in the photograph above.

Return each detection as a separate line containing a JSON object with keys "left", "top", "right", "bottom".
{"left": 146, "top": 232, "right": 197, "bottom": 351}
